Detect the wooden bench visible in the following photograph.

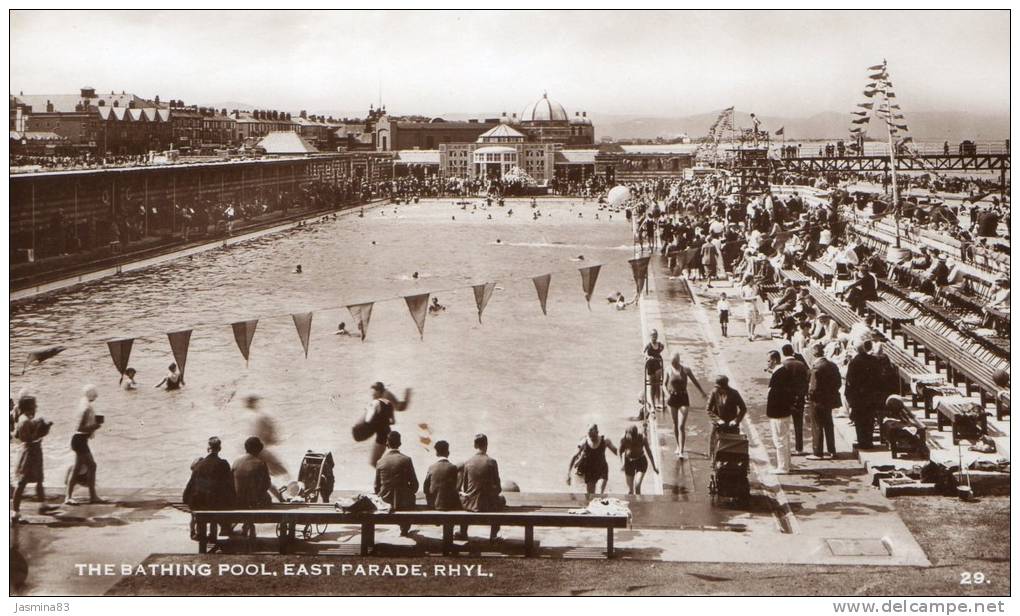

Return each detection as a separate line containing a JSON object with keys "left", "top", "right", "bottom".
{"left": 878, "top": 341, "right": 932, "bottom": 400}
{"left": 188, "top": 504, "right": 629, "bottom": 558}
{"left": 900, "top": 323, "right": 1008, "bottom": 419}
{"left": 866, "top": 300, "right": 916, "bottom": 339}
{"left": 802, "top": 261, "right": 834, "bottom": 287}
{"left": 984, "top": 306, "right": 1011, "bottom": 337}
{"left": 879, "top": 403, "right": 929, "bottom": 459}
{"left": 935, "top": 398, "right": 988, "bottom": 445}
{"left": 805, "top": 287, "right": 860, "bottom": 330}
{"left": 919, "top": 384, "right": 961, "bottom": 420}
{"left": 780, "top": 268, "right": 811, "bottom": 286}
{"left": 766, "top": 291, "right": 786, "bottom": 309}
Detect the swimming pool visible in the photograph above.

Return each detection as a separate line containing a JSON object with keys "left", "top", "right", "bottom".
{"left": 10, "top": 198, "right": 647, "bottom": 493}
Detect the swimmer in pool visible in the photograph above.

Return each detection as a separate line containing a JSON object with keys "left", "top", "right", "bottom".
{"left": 335, "top": 322, "right": 351, "bottom": 336}
{"left": 122, "top": 368, "right": 137, "bottom": 390}
{"left": 412, "top": 271, "right": 419, "bottom": 279}
{"left": 154, "top": 363, "right": 182, "bottom": 390}
{"left": 294, "top": 264, "right": 302, "bottom": 274}
{"left": 428, "top": 297, "right": 446, "bottom": 314}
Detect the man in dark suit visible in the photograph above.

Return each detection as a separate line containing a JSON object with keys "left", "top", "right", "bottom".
{"left": 766, "top": 351, "right": 794, "bottom": 474}
{"left": 845, "top": 341, "right": 880, "bottom": 449}
{"left": 457, "top": 433, "right": 505, "bottom": 542}
{"left": 781, "top": 344, "right": 810, "bottom": 454}
{"left": 844, "top": 264, "right": 878, "bottom": 313}
{"left": 184, "top": 437, "right": 235, "bottom": 544}
{"left": 806, "top": 343, "right": 842, "bottom": 460}
{"left": 374, "top": 431, "right": 419, "bottom": 536}
{"left": 423, "top": 440, "right": 461, "bottom": 511}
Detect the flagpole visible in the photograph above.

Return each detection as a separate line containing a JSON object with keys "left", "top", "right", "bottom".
{"left": 881, "top": 63, "right": 902, "bottom": 250}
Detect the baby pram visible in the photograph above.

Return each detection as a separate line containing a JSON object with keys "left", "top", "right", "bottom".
{"left": 278, "top": 451, "right": 335, "bottom": 541}
{"left": 297, "top": 451, "right": 335, "bottom": 503}
{"left": 707, "top": 427, "right": 751, "bottom": 506}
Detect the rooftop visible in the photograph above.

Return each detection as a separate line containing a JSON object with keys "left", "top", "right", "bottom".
{"left": 256, "top": 131, "right": 319, "bottom": 154}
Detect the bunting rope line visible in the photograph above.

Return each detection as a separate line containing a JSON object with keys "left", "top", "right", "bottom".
{"left": 19, "top": 198, "right": 848, "bottom": 377}
{"left": 25, "top": 257, "right": 626, "bottom": 352}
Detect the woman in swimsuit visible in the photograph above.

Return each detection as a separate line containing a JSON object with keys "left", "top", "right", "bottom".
{"left": 643, "top": 330, "right": 666, "bottom": 414}
{"left": 619, "top": 424, "right": 659, "bottom": 495}
{"left": 665, "top": 352, "right": 706, "bottom": 459}
{"left": 363, "top": 382, "right": 412, "bottom": 466}
{"left": 567, "top": 424, "right": 618, "bottom": 496}
{"left": 364, "top": 382, "right": 396, "bottom": 467}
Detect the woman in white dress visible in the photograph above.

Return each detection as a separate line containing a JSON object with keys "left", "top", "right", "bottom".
{"left": 740, "top": 275, "right": 764, "bottom": 341}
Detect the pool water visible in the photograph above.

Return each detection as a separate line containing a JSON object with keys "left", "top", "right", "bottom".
{"left": 10, "top": 198, "right": 646, "bottom": 494}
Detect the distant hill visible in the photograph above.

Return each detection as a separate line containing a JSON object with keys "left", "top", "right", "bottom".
{"left": 590, "top": 110, "right": 1009, "bottom": 142}
{"left": 200, "top": 104, "right": 1008, "bottom": 142}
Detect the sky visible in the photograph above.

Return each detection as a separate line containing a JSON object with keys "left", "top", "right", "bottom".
{"left": 9, "top": 10, "right": 1011, "bottom": 119}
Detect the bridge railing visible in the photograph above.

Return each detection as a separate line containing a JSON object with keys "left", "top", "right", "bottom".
{"left": 774, "top": 141, "right": 1010, "bottom": 158}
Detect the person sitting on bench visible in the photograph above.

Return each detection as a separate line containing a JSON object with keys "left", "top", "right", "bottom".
{"left": 233, "top": 436, "right": 282, "bottom": 509}
{"left": 983, "top": 278, "right": 1010, "bottom": 327}
{"left": 843, "top": 264, "right": 878, "bottom": 313}
{"left": 423, "top": 440, "right": 461, "bottom": 511}
{"left": 457, "top": 433, "right": 505, "bottom": 542}
{"left": 374, "top": 431, "right": 419, "bottom": 536}
{"left": 184, "top": 436, "right": 235, "bottom": 545}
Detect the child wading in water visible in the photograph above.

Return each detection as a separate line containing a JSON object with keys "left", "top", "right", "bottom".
{"left": 717, "top": 293, "right": 730, "bottom": 338}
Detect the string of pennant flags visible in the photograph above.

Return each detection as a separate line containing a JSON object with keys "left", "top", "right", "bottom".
{"left": 849, "top": 59, "right": 982, "bottom": 200}
{"left": 22, "top": 210, "right": 860, "bottom": 381}
{"left": 27, "top": 257, "right": 651, "bottom": 383}
{"left": 849, "top": 60, "right": 912, "bottom": 147}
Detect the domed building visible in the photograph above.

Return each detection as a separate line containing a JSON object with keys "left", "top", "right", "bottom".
{"left": 386, "top": 92, "right": 596, "bottom": 184}
{"left": 516, "top": 92, "right": 594, "bottom": 146}
{"left": 520, "top": 93, "right": 569, "bottom": 123}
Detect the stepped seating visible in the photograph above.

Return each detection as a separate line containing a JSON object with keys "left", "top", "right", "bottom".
{"left": 900, "top": 323, "right": 1009, "bottom": 421}
{"left": 866, "top": 299, "right": 915, "bottom": 338}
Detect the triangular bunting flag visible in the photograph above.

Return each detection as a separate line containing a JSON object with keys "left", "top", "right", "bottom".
{"left": 851, "top": 111, "right": 868, "bottom": 117}
{"left": 231, "top": 320, "right": 259, "bottom": 366}
{"left": 167, "top": 330, "right": 192, "bottom": 383}
{"left": 578, "top": 265, "right": 601, "bottom": 309}
{"left": 404, "top": 293, "right": 430, "bottom": 340}
{"left": 863, "top": 90, "right": 877, "bottom": 98}
{"left": 347, "top": 303, "right": 374, "bottom": 341}
{"left": 851, "top": 116, "right": 870, "bottom": 125}
{"left": 472, "top": 282, "right": 496, "bottom": 324}
{"left": 868, "top": 72, "right": 887, "bottom": 80}
{"left": 532, "top": 274, "right": 552, "bottom": 316}
{"left": 107, "top": 338, "right": 134, "bottom": 383}
{"left": 629, "top": 256, "right": 651, "bottom": 297}
{"left": 21, "top": 345, "right": 66, "bottom": 375}
{"left": 291, "top": 312, "right": 313, "bottom": 358}
{"left": 868, "top": 63, "right": 886, "bottom": 71}
{"left": 857, "top": 102, "right": 874, "bottom": 109}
